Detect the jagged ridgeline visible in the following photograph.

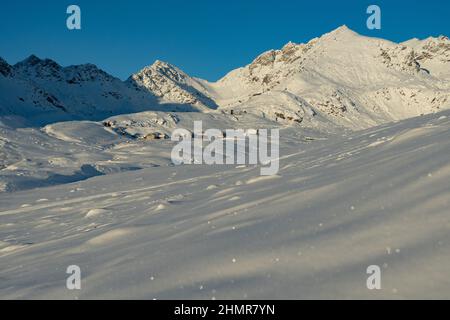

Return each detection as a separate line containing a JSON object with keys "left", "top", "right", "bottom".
{"left": 1, "top": 26, "right": 449, "bottom": 128}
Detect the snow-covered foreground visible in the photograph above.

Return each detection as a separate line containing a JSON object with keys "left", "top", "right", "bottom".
{"left": 1, "top": 110, "right": 450, "bottom": 299}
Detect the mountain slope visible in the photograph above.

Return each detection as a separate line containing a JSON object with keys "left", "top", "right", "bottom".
{"left": 128, "top": 60, "right": 218, "bottom": 111}
{"left": 1, "top": 110, "right": 450, "bottom": 299}
{"left": 403, "top": 35, "right": 450, "bottom": 80}
{"left": 1, "top": 55, "right": 162, "bottom": 126}
{"left": 197, "top": 26, "right": 450, "bottom": 129}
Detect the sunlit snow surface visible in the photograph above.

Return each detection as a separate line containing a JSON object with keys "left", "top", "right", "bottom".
{"left": 1, "top": 110, "right": 450, "bottom": 299}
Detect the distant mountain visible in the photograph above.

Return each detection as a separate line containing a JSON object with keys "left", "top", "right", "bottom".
{"left": 402, "top": 35, "right": 450, "bottom": 80}
{"left": 195, "top": 25, "right": 450, "bottom": 129}
{"left": 128, "top": 60, "right": 218, "bottom": 111}
{"left": 0, "top": 55, "right": 165, "bottom": 126}
{"left": 1, "top": 26, "right": 449, "bottom": 128}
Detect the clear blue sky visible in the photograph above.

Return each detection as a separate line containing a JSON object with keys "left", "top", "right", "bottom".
{"left": 0, "top": 0, "right": 448, "bottom": 81}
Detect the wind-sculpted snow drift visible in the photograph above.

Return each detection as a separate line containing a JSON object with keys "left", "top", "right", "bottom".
{"left": 1, "top": 26, "right": 450, "bottom": 299}
{"left": 1, "top": 110, "right": 450, "bottom": 299}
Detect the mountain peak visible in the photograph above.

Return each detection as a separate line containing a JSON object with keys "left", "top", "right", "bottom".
{"left": 19, "top": 54, "right": 42, "bottom": 66}
{"left": 150, "top": 59, "right": 179, "bottom": 71}
{"left": 63, "top": 63, "right": 118, "bottom": 83}
{"left": 133, "top": 58, "right": 193, "bottom": 88}
{"left": 282, "top": 41, "right": 297, "bottom": 50}
{"left": 335, "top": 25, "right": 350, "bottom": 31}
{"left": 130, "top": 60, "right": 181, "bottom": 76}
{"left": 70, "top": 63, "right": 102, "bottom": 71}
{"left": 152, "top": 59, "right": 168, "bottom": 66}
{"left": 14, "top": 55, "right": 62, "bottom": 71}
{"left": 325, "top": 25, "right": 359, "bottom": 38}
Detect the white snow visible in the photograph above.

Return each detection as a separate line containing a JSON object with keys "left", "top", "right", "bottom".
{"left": 1, "top": 110, "right": 450, "bottom": 299}
{"left": 1, "top": 26, "right": 449, "bottom": 129}
{"left": 1, "top": 26, "right": 450, "bottom": 299}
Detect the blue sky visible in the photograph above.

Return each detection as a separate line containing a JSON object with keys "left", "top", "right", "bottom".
{"left": 0, "top": 0, "right": 448, "bottom": 81}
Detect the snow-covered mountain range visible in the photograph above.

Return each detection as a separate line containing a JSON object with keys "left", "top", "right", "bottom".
{"left": 0, "top": 55, "right": 162, "bottom": 126}
{"left": 1, "top": 26, "right": 449, "bottom": 128}
{"left": 2, "top": 26, "right": 450, "bottom": 299}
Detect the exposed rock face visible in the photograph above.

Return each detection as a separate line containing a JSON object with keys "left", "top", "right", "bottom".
{"left": 0, "top": 57, "right": 13, "bottom": 77}
{"left": 402, "top": 35, "right": 450, "bottom": 80}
